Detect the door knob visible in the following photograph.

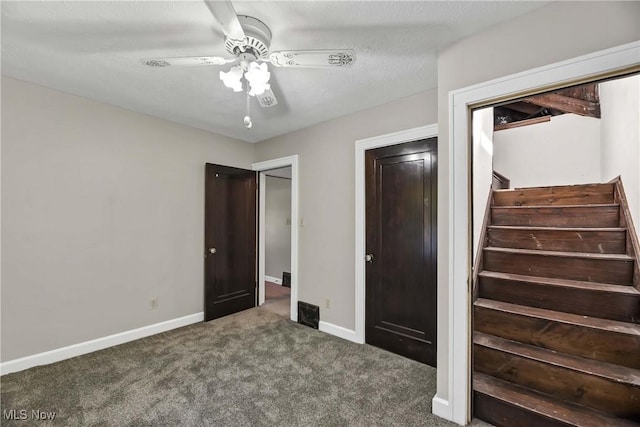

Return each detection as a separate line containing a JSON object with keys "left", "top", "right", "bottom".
{"left": 365, "top": 254, "right": 374, "bottom": 263}
{"left": 209, "top": 247, "right": 217, "bottom": 254}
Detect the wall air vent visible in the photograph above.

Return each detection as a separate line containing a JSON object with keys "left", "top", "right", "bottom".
{"left": 297, "top": 301, "right": 319, "bottom": 329}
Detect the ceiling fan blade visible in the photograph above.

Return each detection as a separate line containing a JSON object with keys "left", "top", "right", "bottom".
{"left": 256, "top": 87, "right": 278, "bottom": 108}
{"left": 203, "top": 1, "right": 246, "bottom": 46}
{"left": 140, "top": 56, "right": 235, "bottom": 67}
{"left": 268, "top": 50, "right": 355, "bottom": 68}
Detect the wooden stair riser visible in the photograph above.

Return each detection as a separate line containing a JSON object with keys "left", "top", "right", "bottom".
{"left": 492, "top": 205, "right": 620, "bottom": 228}
{"left": 474, "top": 373, "right": 640, "bottom": 427}
{"left": 473, "top": 391, "right": 572, "bottom": 427}
{"left": 474, "top": 305, "right": 640, "bottom": 368}
{"left": 478, "top": 274, "right": 640, "bottom": 323}
{"left": 483, "top": 250, "right": 633, "bottom": 285}
{"left": 474, "top": 344, "right": 640, "bottom": 416}
{"left": 493, "top": 183, "right": 615, "bottom": 207}
{"left": 487, "top": 227, "right": 627, "bottom": 254}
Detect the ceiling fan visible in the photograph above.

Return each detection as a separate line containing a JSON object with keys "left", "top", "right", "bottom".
{"left": 141, "top": 1, "right": 355, "bottom": 129}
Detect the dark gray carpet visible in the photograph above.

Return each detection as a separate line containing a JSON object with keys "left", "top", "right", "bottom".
{"left": 1, "top": 307, "right": 466, "bottom": 426}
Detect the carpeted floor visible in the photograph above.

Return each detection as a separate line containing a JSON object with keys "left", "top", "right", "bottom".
{"left": 1, "top": 307, "right": 485, "bottom": 426}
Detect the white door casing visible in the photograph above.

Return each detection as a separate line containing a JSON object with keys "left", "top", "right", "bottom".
{"left": 252, "top": 155, "right": 299, "bottom": 321}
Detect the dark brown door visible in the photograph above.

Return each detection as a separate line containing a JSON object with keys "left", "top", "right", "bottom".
{"left": 365, "top": 138, "right": 437, "bottom": 366}
{"left": 204, "top": 163, "right": 257, "bottom": 321}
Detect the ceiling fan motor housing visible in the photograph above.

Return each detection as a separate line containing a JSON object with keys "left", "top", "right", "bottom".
{"left": 226, "top": 15, "right": 272, "bottom": 59}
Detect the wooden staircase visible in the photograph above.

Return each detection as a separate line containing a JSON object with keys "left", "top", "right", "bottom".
{"left": 473, "top": 179, "right": 640, "bottom": 427}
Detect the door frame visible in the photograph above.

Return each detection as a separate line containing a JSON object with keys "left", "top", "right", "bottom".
{"left": 355, "top": 124, "right": 439, "bottom": 344}
{"left": 252, "top": 155, "right": 299, "bottom": 321}
{"left": 442, "top": 41, "right": 640, "bottom": 425}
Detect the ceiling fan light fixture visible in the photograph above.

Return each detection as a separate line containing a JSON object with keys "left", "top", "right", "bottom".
{"left": 219, "top": 65, "right": 244, "bottom": 92}
{"left": 142, "top": 2, "right": 356, "bottom": 131}
{"left": 256, "top": 87, "right": 278, "bottom": 108}
{"left": 244, "top": 61, "right": 270, "bottom": 96}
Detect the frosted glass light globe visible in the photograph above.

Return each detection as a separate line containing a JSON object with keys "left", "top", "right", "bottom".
{"left": 219, "top": 65, "right": 244, "bottom": 92}
{"left": 244, "top": 62, "right": 271, "bottom": 96}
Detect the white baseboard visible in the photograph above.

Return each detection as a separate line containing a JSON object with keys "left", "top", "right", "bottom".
{"left": 432, "top": 395, "right": 455, "bottom": 423}
{"left": 0, "top": 312, "right": 204, "bottom": 375}
{"left": 318, "top": 321, "right": 362, "bottom": 344}
{"left": 265, "top": 275, "right": 282, "bottom": 285}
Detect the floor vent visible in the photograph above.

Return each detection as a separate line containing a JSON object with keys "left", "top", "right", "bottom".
{"left": 282, "top": 272, "right": 291, "bottom": 288}
{"left": 297, "top": 301, "right": 319, "bottom": 329}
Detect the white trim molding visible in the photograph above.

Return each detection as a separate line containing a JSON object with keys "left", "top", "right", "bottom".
{"left": 432, "top": 396, "right": 451, "bottom": 420}
{"left": 443, "top": 41, "right": 640, "bottom": 425}
{"left": 252, "top": 155, "right": 299, "bottom": 322}
{"left": 0, "top": 313, "right": 204, "bottom": 375}
{"left": 354, "top": 124, "right": 439, "bottom": 345}
{"left": 264, "top": 275, "right": 283, "bottom": 285}
{"left": 318, "top": 321, "right": 360, "bottom": 343}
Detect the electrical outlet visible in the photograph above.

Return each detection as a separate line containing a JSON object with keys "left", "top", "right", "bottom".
{"left": 150, "top": 298, "right": 158, "bottom": 310}
{"left": 325, "top": 298, "right": 331, "bottom": 309}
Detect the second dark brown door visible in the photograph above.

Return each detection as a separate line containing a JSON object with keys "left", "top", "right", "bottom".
{"left": 365, "top": 138, "right": 437, "bottom": 366}
{"left": 204, "top": 163, "right": 257, "bottom": 321}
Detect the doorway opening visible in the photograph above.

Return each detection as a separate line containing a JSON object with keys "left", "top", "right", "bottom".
{"left": 443, "top": 41, "right": 639, "bottom": 424}
{"left": 253, "top": 155, "right": 299, "bottom": 321}
{"left": 470, "top": 72, "right": 640, "bottom": 426}
{"left": 262, "top": 166, "right": 293, "bottom": 318}
{"left": 203, "top": 156, "right": 299, "bottom": 322}
{"left": 472, "top": 72, "right": 640, "bottom": 262}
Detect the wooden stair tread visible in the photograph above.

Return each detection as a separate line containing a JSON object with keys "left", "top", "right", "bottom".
{"left": 474, "top": 332, "right": 640, "bottom": 386}
{"left": 488, "top": 226, "right": 626, "bottom": 232}
{"left": 484, "top": 246, "right": 633, "bottom": 261}
{"left": 475, "top": 298, "right": 640, "bottom": 336}
{"left": 494, "top": 183, "right": 613, "bottom": 192}
{"left": 478, "top": 271, "right": 640, "bottom": 295}
{"left": 492, "top": 203, "right": 619, "bottom": 209}
{"left": 474, "top": 373, "right": 639, "bottom": 427}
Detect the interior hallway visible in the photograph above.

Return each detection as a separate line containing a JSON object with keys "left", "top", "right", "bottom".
{"left": 262, "top": 281, "right": 290, "bottom": 318}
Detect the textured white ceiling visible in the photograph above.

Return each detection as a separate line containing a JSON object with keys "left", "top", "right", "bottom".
{"left": 1, "top": 1, "right": 548, "bottom": 143}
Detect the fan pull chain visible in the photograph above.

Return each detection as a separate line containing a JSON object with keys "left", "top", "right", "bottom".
{"left": 243, "top": 83, "right": 252, "bottom": 129}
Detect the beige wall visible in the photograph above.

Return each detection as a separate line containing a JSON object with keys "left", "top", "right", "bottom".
{"left": 254, "top": 90, "right": 438, "bottom": 329}
{"left": 265, "top": 176, "right": 292, "bottom": 281}
{"left": 1, "top": 77, "right": 253, "bottom": 361}
{"left": 437, "top": 0, "right": 640, "bottom": 403}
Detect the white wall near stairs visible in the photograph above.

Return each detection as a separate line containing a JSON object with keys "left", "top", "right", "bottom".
{"left": 600, "top": 75, "right": 640, "bottom": 230}
{"left": 475, "top": 73, "right": 640, "bottom": 233}
{"left": 473, "top": 107, "right": 495, "bottom": 261}
{"left": 493, "top": 114, "right": 602, "bottom": 189}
